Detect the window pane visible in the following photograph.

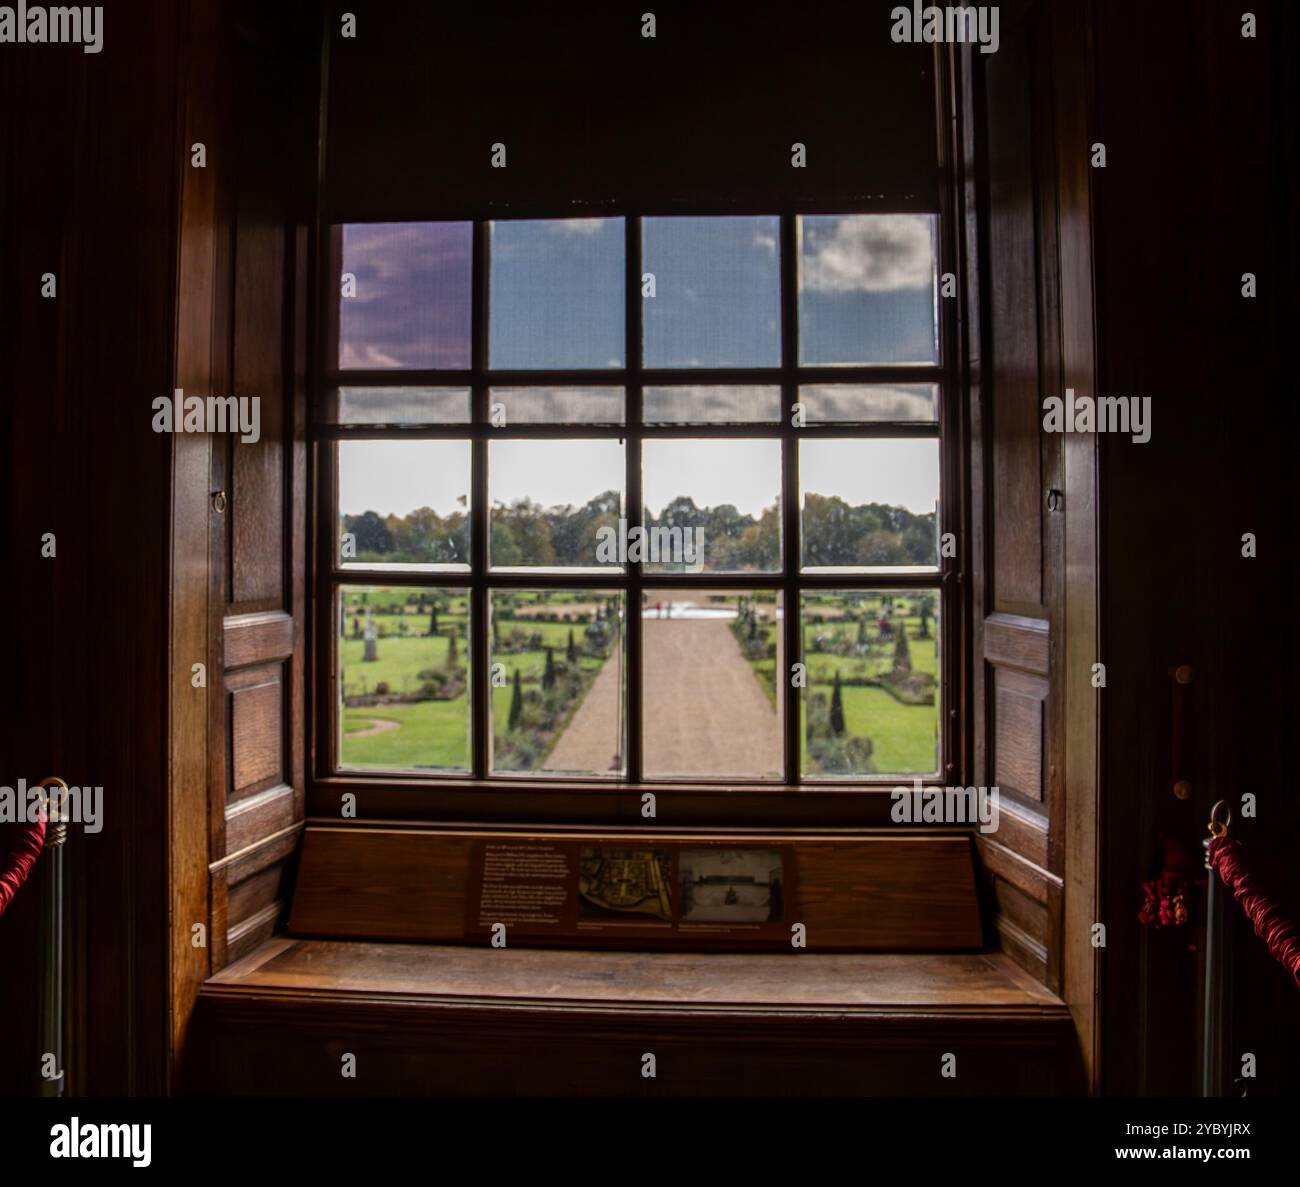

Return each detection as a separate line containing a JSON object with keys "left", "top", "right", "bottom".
{"left": 489, "top": 386, "right": 623, "bottom": 426}
{"left": 800, "top": 438, "right": 938, "bottom": 570}
{"left": 642, "top": 439, "right": 781, "bottom": 573}
{"left": 797, "top": 214, "right": 938, "bottom": 365}
{"left": 338, "top": 222, "right": 472, "bottom": 369}
{"left": 643, "top": 385, "right": 781, "bottom": 425}
{"left": 641, "top": 216, "right": 780, "bottom": 368}
{"left": 338, "top": 440, "right": 470, "bottom": 569}
{"left": 488, "top": 439, "right": 624, "bottom": 570}
{"left": 798, "top": 383, "right": 938, "bottom": 424}
{"left": 642, "top": 590, "right": 783, "bottom": 779}
{"left": 489, "top": 218, "right": 624, "bottom": 369}
{"left": 801, "top": 589, "right": 940, "bottom": 777}
{"left": 490, "top": 589, "right": 626, "bottom": 776}
{"left": 338, "top": 585, "right": 470, "bottom": 773}
{"left": 335, "top": 386, "right": 471, "bottom": 425}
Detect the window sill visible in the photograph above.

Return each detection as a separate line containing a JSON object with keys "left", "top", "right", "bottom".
{"left": 206, "top": 936, "right": 1065, "bottom": 1015}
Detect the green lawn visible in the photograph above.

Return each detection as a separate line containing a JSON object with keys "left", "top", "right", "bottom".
{"left": 340, "top": 699, "right": 469, "bottom": 770}
{"left": 340, "top": 633, "right": 461, "bottom": 698}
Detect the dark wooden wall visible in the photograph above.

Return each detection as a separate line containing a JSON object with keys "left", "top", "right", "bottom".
{"left": 1090, "top": 0, "right": 1299, "bottom": 1095}
{"left": 0, "top": 0, "right": 195, "bottom": 1094}
{"left": 0, "top": 0, "right": 315, "bottom": 1093}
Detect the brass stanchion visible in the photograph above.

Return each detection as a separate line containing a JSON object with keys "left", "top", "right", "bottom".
{"left": 36, "top": 777, "right": 68, "bottom": 1098}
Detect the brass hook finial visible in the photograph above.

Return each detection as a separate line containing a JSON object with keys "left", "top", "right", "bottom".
{"left": 1207, "top": 799, "right": 1232, "bottom": 841}
{"left": 37, "top": 777, "right": 70, "bottom": 848}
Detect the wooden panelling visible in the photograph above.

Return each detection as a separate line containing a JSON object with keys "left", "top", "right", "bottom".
{"left": 977, "top": 835, "right": 1057, "bottom": 906}
{"left": 984, "top": 24, "right": 1044, "bottom": 615}
{"left": 228, "top": 667, "right": 284, "bottom": 794}
{"left": 190, "top": 940, "right": 1081, "bottom": 1096}
{"left": 967, "top": 1, "right": 1074, "bottom": 1007}
{"left": 227, "top": 863, "right": 286, "bottom": 925}
{"left": 988, "top": 795, "right": 1049, "bottom": 871}
{"left": 226, "top": 901, "right": 286, "bottom": 965}
{"left": 289, "top": 827, "right": 984, "bottom": 951}
{"left": 985, "top": 612, "right": 1050, "bottom": 675}
{"left": 225, "top": 784, "right": 296, "bottom": 856}
{"left": 993, "top": 667, "right": 1046, "bottom": 800}
{"left": 224, "top": 610, "right": 294, "bottom": 669}
{"left": 203, "top": 1, "right": 317, "bottom": 977}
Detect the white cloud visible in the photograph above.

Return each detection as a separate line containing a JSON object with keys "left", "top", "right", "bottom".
{"left": 801, "top": 214, "right": 934, "bottom": 294}
{"left": 547, "top": 218, "right": 609, "bottom": 235}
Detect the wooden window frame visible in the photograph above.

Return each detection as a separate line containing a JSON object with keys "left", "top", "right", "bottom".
{"left": 307, "top": 57, "right": 971, "bottom": 829}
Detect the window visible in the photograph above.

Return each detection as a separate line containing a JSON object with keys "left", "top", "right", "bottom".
{"left": 321, "top": 212, "right": 948, "bottom": 785}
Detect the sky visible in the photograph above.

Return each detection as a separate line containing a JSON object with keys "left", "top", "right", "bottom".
{"left": 339, "top": 436, "right": 938, "bottom": 520}
{"left": 336, "top": 213, "right": 940, "bottom": 521}
{"left": 338, "top": 212, "right": 938, "bottom": 372}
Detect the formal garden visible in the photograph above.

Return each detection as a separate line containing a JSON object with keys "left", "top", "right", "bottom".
{"left": 338, "top": 586, "right": 937, "bottom": 778}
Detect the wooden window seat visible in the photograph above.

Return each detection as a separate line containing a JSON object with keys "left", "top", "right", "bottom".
{"left": 189, "top": 939, "right": 1081, "bottom": 1095}
{"left": 185, "top": 825, "right": 1081, "bottom": 1094}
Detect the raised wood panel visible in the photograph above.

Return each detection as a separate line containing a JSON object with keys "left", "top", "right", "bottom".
{"left": 976, "top": 835, "right": 1057, "bottom": 906}
{"left": 289, "top": 828, "right": 984, "bottom": 951}
{"left": 988, "top": 797, "right": 1049, "bottom": 869}
{"left": 224, "top": 610, "right": 294, "bottom": 669}
{"left": 993, "top": 666, "right": 1046, "bottom": 800}
{"left": 985, "top": 612, "right": 1049, "bottom": 675}
{"left": 226, "top": 901, "right": 286, "bottom": 965}
{"left": 994, "top": 913, "right": 1048, "bottom": 982}
{"left": 984, "top": 26, "right": 1044, "bottom": 614}
{"left": 228, "top": 667, "right": 284, "bottom": 796}
{"left": 994, "top": 876, "right": 1046, "bottom": 946}
{"left": 230, "top": 226, "right": 286, "bottom": 607}
{"left": 217, "top": 823, "right": 302, "bottom": 884}
{"left": 225, "top": 784, "right": 296, "bottom": 856}
{"left": 227, "top": 863, "right": 286, "bottom": 926}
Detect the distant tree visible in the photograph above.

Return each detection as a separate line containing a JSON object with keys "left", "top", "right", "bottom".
{"left": 857, "top": 617, "right": 868, "bottom": 646}
{"left": 508, "top": 669, "right": 523, "bottom": 730}
{"left": 446, "top": 630, "right": 458, "bottom": 668}
{"left": 567, "top": 629, "right": 577, "bottom": 664}
{"left": 543, "top": 647, "right": 556, "bottom": 692}
{"left": 830, "top": 671, "right": 846, "bottom": 737}
{"left": 348, "top": 512, "right": 391, "bottom": 557}
{"left": 918, "top": 595, "right": 933, "bottom": 640}
{"left": 893, "top": 627, "right": 912, "bottom": 673}
{"left": 427, "top": 601, "right": 439, "bottom": 636}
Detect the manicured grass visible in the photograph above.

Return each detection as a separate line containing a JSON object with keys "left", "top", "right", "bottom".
{"left": 492, "top": 647, "right": 605, "bottom": 681}
{"left": 340, "top": 633, "right": 462, "bottom": 698}
{"left": 340, "top": 699, "right": 469, "bottom": 770}
{"left": 829, "top": 684, "right": 937, "bottom": 774}
{"left": 801, "top": 634, "right": 938, "bottom": 683}
{"left": 496, "top": 619, "right": 608, "bottom": 649}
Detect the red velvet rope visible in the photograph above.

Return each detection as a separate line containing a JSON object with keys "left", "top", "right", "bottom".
{"left": 1209, "top": 836, "right": 1300, "bottom": 990}
{"left": 0, "top": 818, "right": 47, "bottom": 919}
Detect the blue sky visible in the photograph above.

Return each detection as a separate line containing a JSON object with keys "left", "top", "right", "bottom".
{"left": 336, "top": 214, "right": 940, "bottom": 524}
